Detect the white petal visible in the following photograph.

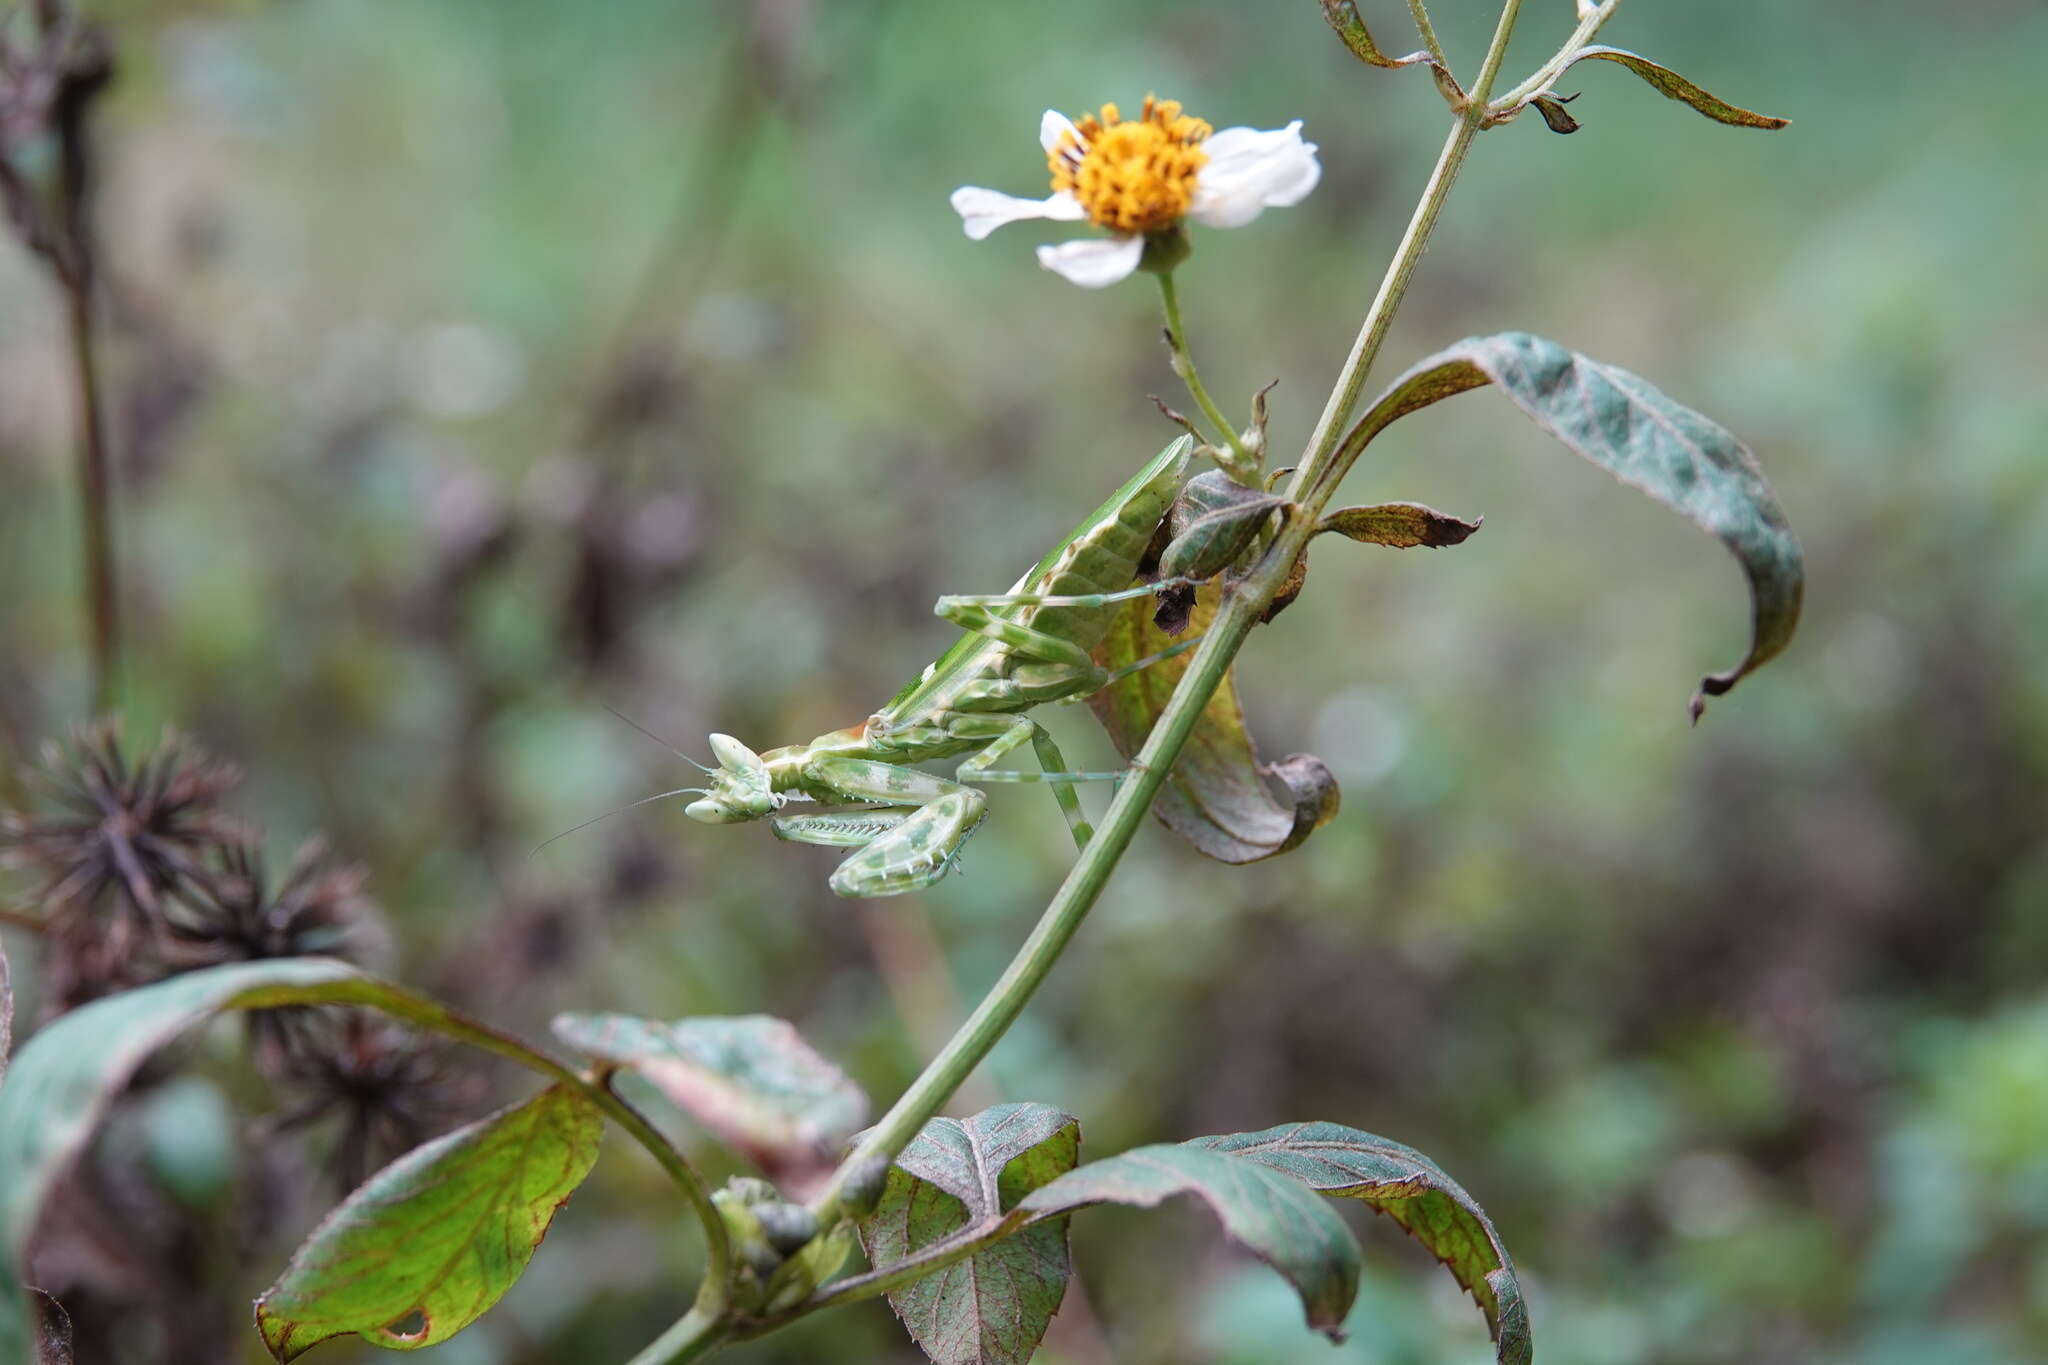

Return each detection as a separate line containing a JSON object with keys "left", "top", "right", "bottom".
{"left": 950, "top": 186, "right": 1087, "bottom": 241}
{"left": 1039, "top": 109, "right": 1080, "bottom": 153}
{"left": 1189, "top": 121, "right": 1322, "bottom": 230}
{"left": 1035, "top": 234, "right": 1146, "bottom": 288}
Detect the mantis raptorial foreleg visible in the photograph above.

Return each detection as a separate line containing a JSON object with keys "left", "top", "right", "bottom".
{"left": 769, "top": 808, "right": 911, "bottom": 849}
{"left": 681, "top": 436, "right": 1201, "bottom": 897}
{"left": 770, "top": 755, "right": 987, "bottom": 897}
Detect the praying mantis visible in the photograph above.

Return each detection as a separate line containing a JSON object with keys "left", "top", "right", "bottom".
{"left": 683, "top": 434, "right": 1228, "bottom": 898}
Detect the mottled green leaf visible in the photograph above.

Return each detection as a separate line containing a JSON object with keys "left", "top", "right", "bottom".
{"left": 1565, "top": 46, "right": 1789, "bottom": 129}
{"left": 0, "top": 959, "right": 582, "bottom": 1362}
{"left": 858, "top": 1103, "right": 1079, "bottom": 1365}
{"left": 1019, "top": 1142, "right": 1361, "bottom": 1340}
{"left": 552, "top": 1012, "right": 866, "bottom": 1187}
{"left": 1318, "top": 501, "right": 1483, "bottom": 549}
{"left": 256, "top": 1085, "right": 602, "bottom": 1360}
{"left": 1090, "top": 582, "right": 1340, "bottom": 864}
{"left": 1338, "top": 332, "right": 1803, "bottom": 719}
{"left": 1190, "top": 1123, "right": 1530, "bottom": 1365}
{"left": 1158, "top": 470, "right": 1288, "bottom": 583}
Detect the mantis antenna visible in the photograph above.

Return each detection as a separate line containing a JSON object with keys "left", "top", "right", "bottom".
{"left": 529, "top": 786, "right": 709, "bottom": 858}
{"left": 602, "top": 704, "right": 713, "bottom": 772}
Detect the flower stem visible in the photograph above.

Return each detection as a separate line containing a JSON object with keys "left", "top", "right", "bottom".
{"left": 1156, "top": 270, "right": 1255, "bottom": 479}
{"left": 1294, "top": 0, "right": 1525, "bottom": 496}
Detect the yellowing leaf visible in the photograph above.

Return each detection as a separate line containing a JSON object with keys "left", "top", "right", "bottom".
{"left": 256, "top": 1086, "right": 602, "bottom": 1360}
{"left": 1090, "top": 583, "right": 1339, "bottom": 864}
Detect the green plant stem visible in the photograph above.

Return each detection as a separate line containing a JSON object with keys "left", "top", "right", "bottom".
{"left": 1406, "top": 0, "right": 1448, "bottom": 66}
{"left": 739, "top": 1210, "right": 1046, "bottom": 1337}
{"left": 648, "top": 1, "right": 1537, "bottom": 1351}
{"left": 1294, "top": 0, "right": 1525, "bottom": 498}
{"left": 626, "top": 1306, "right": 728, "bottom": 1365}
{"left": 1156, "top": 270, "right": 1254, "bottom": 475}
{"left": 1489, "top": 0, "right": 1621, "bottom": 115}
{"left": 807, "top": 0, "right": 1527, "bottom": 1243}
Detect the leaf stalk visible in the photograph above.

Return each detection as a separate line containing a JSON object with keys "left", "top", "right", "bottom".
{"left": 1489, "top": 0, "right": 1624, "bottom": 116}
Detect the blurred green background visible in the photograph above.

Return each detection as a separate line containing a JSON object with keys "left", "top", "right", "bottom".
{"left": 4, "top": 0, "right": 2047, "bottom": 1361}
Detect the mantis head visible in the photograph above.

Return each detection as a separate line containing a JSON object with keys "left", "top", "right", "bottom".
{"left": 684, "top": 733, "right": 778, "bottom": 823}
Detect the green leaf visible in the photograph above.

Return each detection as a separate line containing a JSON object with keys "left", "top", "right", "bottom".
{"left": 552, "top": 1012, "right": 867, "bottom": 1187}
{"left": 1190, "top": 1124, "right": 1530, "bottom": 1365}
{"left": 1318, "top": 501, "right": 1483, "bottom": 549}
{"left": 858, "top": 1103, "right": 1079, "bottom": 1365}
{"left": 255, "top": 1085, "right": 602, "bottom": 1360}
{"left": 0, "top": 959, "right": 583, "bottom": 1362}
{"left": 1564, "top": 46, "right": 1789, "bottom": 129}
{"left": 1341, "top": 332, "right": 1803, "bottom": 720}
{"left": 1158, "top": 470, "right": 1288, "bottom": 583}
{"left": 1020, "top": 1142, "right": 1361, "bottom": 1340}
{"left": 1090, "top": 582, "right": 1340, "bottom": 864}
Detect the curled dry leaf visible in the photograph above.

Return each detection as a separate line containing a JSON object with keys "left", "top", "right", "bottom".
{"left": 1317, "top": 501, "right": 1483, "bottom": 549}
{"left": 1158, "top": 470, "right": 1289, "bottom": 584}
{"left": 1562, "top": 46, "right": 1789, "bottom": 129}
{"left": 1091, "top": 581, "right": 1340, "bottom": 864}
{"left": 1318, "top": 0, "right": 1463, "bottom": 101}
{"left": 1532, "top": 93, "right": 1581, "bottom": 134}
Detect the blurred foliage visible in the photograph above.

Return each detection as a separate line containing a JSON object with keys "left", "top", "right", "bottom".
{"left": 1, "top": 0, "right": 2045, "bottom": 1361}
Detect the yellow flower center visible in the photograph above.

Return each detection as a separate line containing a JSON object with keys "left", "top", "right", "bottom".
{"left": 1049, "top": 96, "right": 1211, "bottom": 236}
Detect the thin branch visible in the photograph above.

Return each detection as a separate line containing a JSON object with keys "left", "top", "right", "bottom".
{"left": 1407, "top": 0, "right": 1449, "bottom": 67}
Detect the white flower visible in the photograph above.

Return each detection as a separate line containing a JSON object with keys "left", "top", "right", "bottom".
{"left": 949, "top": 97, "right": 1320, "bottom": 288}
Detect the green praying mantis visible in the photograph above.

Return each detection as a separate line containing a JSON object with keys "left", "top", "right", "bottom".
{"left": 682, "top": 434, "right": 1225, "bottom": 898}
